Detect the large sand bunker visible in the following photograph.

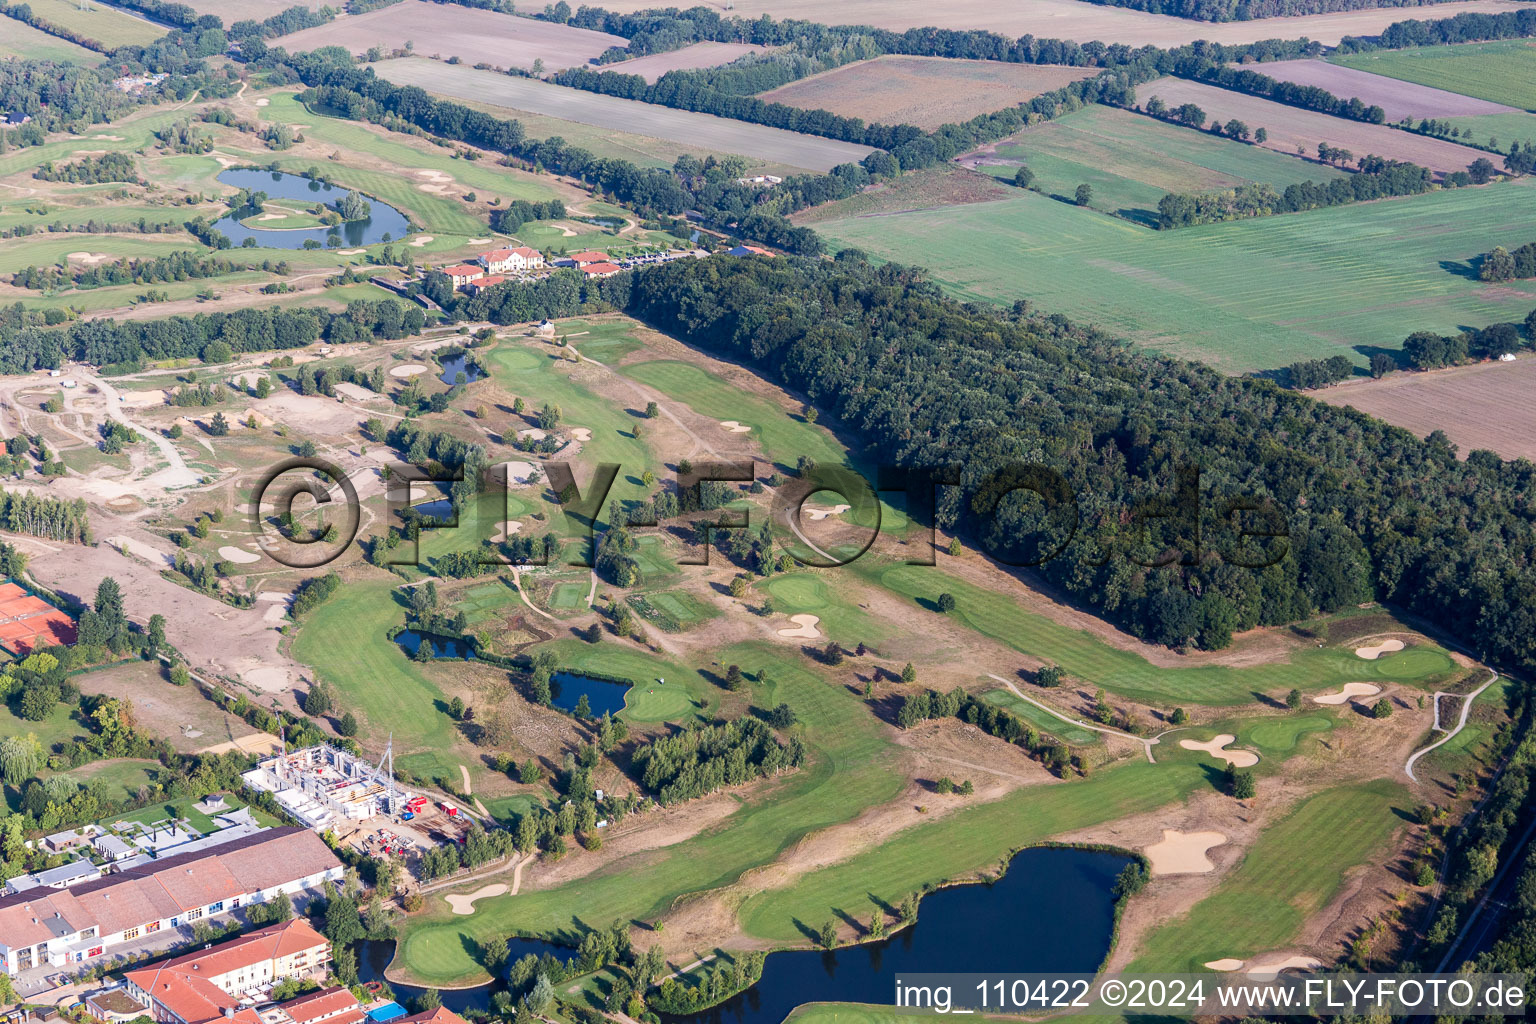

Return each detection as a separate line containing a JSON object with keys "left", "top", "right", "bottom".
{"left": 502, "top": 461, "right": 537, "bottom": 484}
{"left": 518, "top": 428, "right": 547, "bottom": 441}
{"left": 218, "top": 546, "right": 261, "bottom": 564}
{"left": 803, "top": 504, "right": 851, "bottom": 521}
{"left": 445, "top": 883, "right": 508, "bottom": 915}
{"left": 1144, "top": 829, "right": 1227, "bottom": 875}
{"left": 719, "top": 420, "right": 751, "bottom": 433}
{"left": 490, "top": 521, "right": 523, "bottom": 542}
{"left": 390, "top": 363, "right": 429, "bottom": 378}
{"left": 777, "top": 614, "right": 822, "bottom": 639}
{"left": 1179, "top": 734, "right": 1259, "bottom": 767}
{"left": 1313, "top": 682, "right": 1381, "bottom": 705}
{"left": 1246, "top": 956, "right": 1321, "bottom": 979}
{"left": 407, "top": 235, "right": 435, "bottom": 247}
{"left": 1204, "top": 959, "right": 1245, "bottom": 971}
{"left": 569, "top": 427, "right": 592, "bottom": 441}
{"left": 66, "top": 251, "right": 113, "bottom": 265}
{"left": 1356, "top": 638, "right": 1405, "bottom": 659}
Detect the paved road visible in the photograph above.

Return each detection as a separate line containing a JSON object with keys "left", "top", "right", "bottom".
{"left": 1405, "top": 669, "right": 1499, "bottom": 782}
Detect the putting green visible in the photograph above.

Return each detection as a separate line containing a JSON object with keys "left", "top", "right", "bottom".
{"left": 764, "top": 574, "right": 830, "bottom": 611}
{"left": 623, "top": 681, "right": 697, "bottom": 722}
{"left": 1244, "top": 714, "right": 1333, "bottom": 754}
{"left": 550, "top": 582, "right": 589, "bottom": 610}
{"left": 495, "top": 347, "right": 544, "bottom": 371}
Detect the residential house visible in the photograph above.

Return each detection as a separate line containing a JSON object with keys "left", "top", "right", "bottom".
{"left": 440, "top": 265, "right": 484, "bottom": 290}
{"left": 580, "top": 262, "right": 621, "bottom": 279}
{"left": 466, "top": 275, "right": 506, "bottom": 295}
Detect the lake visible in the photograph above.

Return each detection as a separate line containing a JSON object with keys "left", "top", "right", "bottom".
{"left": 355, "top": 847, "right": 1128, "bottom": 1024}
{"left": 212, "top": 169, "right": 410, "bottom": 249}
{"left": 550, "top": 671, "right": 629, "bottom": 717}
{"left": 395, "top": 629, "right": 477, "bottom": 661}
{"left": 438, "top": 352, "right": 485, "bottom": 386}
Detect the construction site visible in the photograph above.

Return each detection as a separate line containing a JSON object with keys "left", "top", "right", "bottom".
{"left": 240, "top": 743, "right": 477, "bottom": 874}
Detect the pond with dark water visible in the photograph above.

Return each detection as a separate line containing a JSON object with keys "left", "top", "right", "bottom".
{"left": 357, "top": 847, "right": 1127, "bottom": 1024}
{"left": 212, "top": 169, "right": 410, "bottom": 249}
{"left": 550, "top": 671, "right": 629, "bottom": 717}
{"left": 438, "top": 352, "right": 484, "bottom": 386}
{"left": 395, "top": 629, "right": 477, "bottom": 661}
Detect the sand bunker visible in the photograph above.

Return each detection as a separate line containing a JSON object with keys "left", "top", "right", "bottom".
{"left": 65, "top": 251, "right": 113, "bottom": 265}
{"left": 803, "top": 504, "right": 851, "bottom": 521}
{"left": 415, "top": 169, "right": 452, "bottom": 182}
{"left": 719, "top": 420, "right": 751, "bottom": 433}
{"left": 390, "top": 363, "right": 429, "bottom": 378}
{"left": 1356, "top": 638, "right": 1405, "bottom": 659}
{"left": 407, "top": 235, "right": 434, "bottom": 247}
{"left": 1144, "top": 830, "right": 1227, "bottom": 875}
{"left": 490, "top": 521, "right": 523, "bottom": 542}
{"left": 569, "top": 427, "right": 592, "bottom": 441}
{"left": 777, "top": 614, "right": 822, "bottom": 639}
{"left": 445, "top": 884, "right": 508, "bottom": 916}
{"left": 468, "top": 237, "right": 491, "bottom": 244}
{"left": 92, "top": 134, "right": 124, "bottom": 140}
{"left": 254, "top": 98, "right": 269, "bottom": 107}
{"left": 1246, "top": 956, "right": 1320, "bottom": 979}
{"left": 518, "top": 428, "right": 548, "bottom": 441}
{"left": 254, "top": 212, "right": 286, "bottom": 221}
{"left": 1312, "top": 682, "right": 1381, "bottom": 705}
{"left": 218, "top": 546, "right": 261, "bottom": 564}
{"left": 1204, "top": 959, "right": 1245, "bottom": 971}
{"left": 418, "top": 184, "right": 450, "bottom": 194}
{"left": 333, "top": 382, "right": 377, "bottom": 401}
{"left": 502, "top": 461, "right": 537, "bottom": 485}
{"left": 337, "top": 248, "right": 366, "bottom": 255}
{"left": 1178, "top": 734, "right": 1260, "bottom": 767}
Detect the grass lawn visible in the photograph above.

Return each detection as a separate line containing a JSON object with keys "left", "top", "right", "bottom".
{"left": 982, "top": 104, "right": 1342, "bottom": 227}
{"left": 0, "top": 235, "right": 198, "bottom": 275}
{"left": 0, "top": 698, "right": 86, "bottom": 749}
{"left": 20, "top": 0, "right": 165, "bottom": 46}
{"left": 557, "top": 318, "right": 645, "bottom": 364}
{"left": 59, "top": 757, "right": 160, "bottom": 801}
{"left": 1441, "top": 111, "right": 1536, "bottom": 152}
{"left": 292, "top": 576, "right": 458, "bottom": 753}
{"left": 814, "top": 178, "right": 1536, "bottom": 373}
{"left": 628, "top": 589, "right": 719, "bottom": 632}
{"left": 737, "top": 758, "right": 1209, "bottom": 943}
{"left": 393, "top": 642, "right": 904, "bottom": 985}
{"left": 873, "top": 563, "right": 1457, "bottom": 706}
{"left": 1331, "top": 41, "right": 1536, "bottom": 111}
{"left": 1241, "top": 713, "right": 1335, "bottom": 755}
{"left": 549, "top": 581, "right": 590, "bottom": 611}
{"left": 103, "top": 792, "right": 283, "bottom": 834}
{"left": 759, "top": 572, "right": 891, "bottom": 649}
{"left": 542, "top": 638, "right": 713, "bottom": 723}
{"left": 979, "top": 688, "right": 1099, "bottom": 745}
{"left": 0, "top": 14, "right": 101, "bottom": 61}
{"left": 1124, "top": 780, "right": 1408, "bottom": 972}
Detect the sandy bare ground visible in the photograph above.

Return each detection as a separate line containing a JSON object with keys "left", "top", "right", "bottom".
{"left": 217, "top": 545, "right": 261, "bottom": 564}
{"left": 1313, "top": 682, "right": 1382, "bottom": 705}
{"left": 1144, "top": 829, "right": 1227, "bottom": 875}
{"left": 276, "top": 1, "right": 626, "bottom": 72}
{"left": 445, "top": 883, "right": 508, "bottom": 915}
{"left": 1249, "top": 59, "right": 1518, "bottom": 120}
{"left": 776, "top": 613, "right": 821, "bottom": 639}
{"left": 1245, "top": 955, "right": 1322, "bottom": 978}
{"left": 719, "top": 420, "right": 751, "bottom": 433}
{"left": 197, "top": 732, "right": 283, "bottom": 757}
{"left": 489, "top": 520, "right": 523, "bottom": 542}
{"left": 1179, "top": 734, "right": 1260, "bottom": 767}
{"left": 1205, "top": 958, "right": 1245, "bottom": 970}
{"left": 390, "top": 363, "right": 429, "bottom": 378}
{"left": 1134, "top": 77, "right": 1495, "bottom": 175}
{"left": 1356, "top": 638, "right": 1405, "bottom": 659}
{"left": 568, "top": 427, "right": 592, "bottom": 441}
{"left": 613, "top": 42, "right": 766, "bottom": 83}
{"left": 801, "top": 504, "right": 850, "bottom": 521}
{"left": 564, "top": 0, "right": 1536, "bottom": 46}
{"left": 1315, "top": 356, "right": 1536, "bottom": 462}
{"left": 759, "top": 56, "right": 1096, "bottom": 130}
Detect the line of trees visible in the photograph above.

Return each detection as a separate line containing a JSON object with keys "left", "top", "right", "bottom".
{"left": 11, "top": 252, "right": 258, "bottom": 291}
{"left": 631, "top": 717, "right": 805, "bottom": 805}
{"left": 1479, "top": 242, "right": 1536, "bottom": 282}
{"left": 0, "top": 487, "right": 89, "bottom": 542}
{"left": 896, "top": 687, "right": 1080, "bottom": 775}
{"left": 1074, "top": 0, "right": 1460, "bottom": 22}
{"left": 1156, "top": 157, "right": 1436, "bottom": 228}
{"left": 1401, "top": 311, "right": 1536, "bottom": 368}
{"left": 488, "top": 198, "right": 566, "bottom": 234}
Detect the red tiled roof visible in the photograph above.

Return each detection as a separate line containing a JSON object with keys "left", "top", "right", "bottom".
{"left": 398, "top": 1009, "right": 468, "bottom": 1024}
{"left": 441, "top": 265, "right": 483, "bottom": 278}
{"left": 568, "top": 250, "right": 608, "bottom": 264}
{"left": 581, "top": 262, "right": 621, "bottom": 276}
{"left": 477, "top": 249, "right": 516, "bottom": 261}
{"left": 509, "top": 247, "right": 540, "bottom": 258}
{"left": 280, "top": 987, "right": 360, "bottom": 1024}
{"left": 469, "top": 275, "right": 506, "bottom": 290}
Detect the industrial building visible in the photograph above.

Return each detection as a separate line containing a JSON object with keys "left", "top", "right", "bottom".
{"left": 240, "top": 744, "right": 414, "bottom": 830}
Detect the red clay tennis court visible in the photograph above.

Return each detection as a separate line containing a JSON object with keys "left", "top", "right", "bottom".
{"left": 0, "top": 582, "right": 76, "bottom": 654}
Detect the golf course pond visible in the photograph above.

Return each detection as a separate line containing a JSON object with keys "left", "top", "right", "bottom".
{"left": 212, "top": 169, "right": 409, "bottom": 249}
{"left": 359, "top": 846, "right": 1129, "bottom": 1020}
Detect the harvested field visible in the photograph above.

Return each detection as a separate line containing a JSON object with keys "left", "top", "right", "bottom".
{"left": 795, "top": 164, "right": 1012, "bottom": 223}
{"left": 20, "top": 0, "right": 165, "bottom": 47}
{"left": 275, "top": 2, "right": 626, "bottom": 73}
{"left": 1314, "top": 355, "right": 1536, "bottom": 462}
{"left": 1331, "top": 39, "right": 1536, "bottom": 112}
{"left": 377, "top": 58, "right": 876, "bottom": 172}
{"left": 611, "top": 42, "right": 765, "bottom": 83}
{"left": 1134, "top": 77, "right": 1494, "bottom": 175}
{"left": 1248, "top": 58, "right": 1518, "bottom": 120}
{"left": 757, "top": 56, "right": 1097, "bottom": 130}
{"left": 0, "top": 14, "right": 101, "bottom": 62}
{"left": 555, "top": 0, "right": 1536, "bottom": 47}
{"left": 175, "top": 0, "right": 322, "bottom": 15}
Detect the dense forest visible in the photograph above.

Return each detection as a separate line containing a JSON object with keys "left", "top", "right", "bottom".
{"left": 631, "top": 717, "right": 804, "bottom": 805}
{"left": 1076, "top": 0, "right": 1459, "bottom": 22}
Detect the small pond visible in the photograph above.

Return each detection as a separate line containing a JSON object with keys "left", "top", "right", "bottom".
{"left": 550, "top": 671, "right": 629, "bottom": 717}
{"left": 395, "top": 629, "right": 477, "bottom": 661}
{"left": 212, "top": 169, "right": 410, "bottom": 249}
{"left": 409, "top": 498, "right": 455, "bottom": 520}
{"left": 438, "top": 352, "right": 484, "bottom": 386}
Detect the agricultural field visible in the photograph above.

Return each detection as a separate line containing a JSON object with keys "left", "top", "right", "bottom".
{"left": 0, "top": 14, "right": 102, "bottom": 62}
{"left": 19, "top": 0, "right": 166, "bottom": 47}
{"left": 610, "top": 41, "right": 766, "bottom": 82}
{"left": 965, "top": 103, "right": 1342, "bottom": 225}
{"left": 1134, "top": 77, "right": 1496, "bottom": 175}
{"left": 545, "top": 0, "right": 1536, "bottom": 47}
{"left": 1249, "top": 57, "right": 1519, "bottom": 120}
{"left": 1440, "top": 110, "right": 1536, "bottom": 150}
{"left": 1331, "top": 39, "right": 1536, "bottom": 112}
{"left": 274, "top": 1, "right": 626, "bottom": 73}
{"left": 173, "top": 0, "right": 322, "bottom": 14}
{"left": 1314, "top": 355, "right": 1536, "bottom": 462}
{"left": 811, "top": 173, "right": 1536, "bottom": 372}
{"left": 756, "top": 56, "right": 1097, "bottom": 131}
{"left": 375, "top": 57, "right": 878, "bottom": 173}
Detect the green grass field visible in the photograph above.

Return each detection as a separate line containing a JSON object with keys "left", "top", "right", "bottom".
{"left": 393, "top": 643, "right": 905, "bottom": 985}
{"left": 760, "top": 572, "right": 891, "bottom": 648}
{"left": 979, "top": 688, "right": 1099, "bottom": 745}
{"left": 19, "top": 0, "right": 165, "bottom": 46}
{"left": 1125, "top": 780, "right": 1408, "bottom": 972}
{"left": 983, "top": 105, "right": 1342, "bottom": 227}
{"left": 814, "top": 178, "right": 1536, "bottom": 373}
{"left": 873, "top": 563, "right": 1456, "bottom": 706}
{"left": 549, "top": 581, "right": 589, "bottom": 610}
{"left": 0, "top": 14, "right": 101, "bottom": 61}
{"left": 0, "top": 235, "right": 198, "bottom": 276}
{"left": 1440, "top": 111, "right": 1536, "bottom": 152}
{"left": 543, "top": 640, "right": 713, "bottom": 723}
{"left": 1331, "top": 41, "right": 1536, "bottom": 111}
{"left": 558, "top": 319, "right": 646, "bottom": 364}
{"left": 629, "top": 589, "right": 719, "bottom": 632}
{"left": 60, "top": 757, "right": 160, "bottom": 800}
{"left": 738, "top": 758, "right": 1208, "bottom": 943}
{"left": 1242, "top": 713, "right": 1334, "bottom": 754}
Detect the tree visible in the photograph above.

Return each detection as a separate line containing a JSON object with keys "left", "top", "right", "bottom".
{"left": 900, "top": 662, "right": 916, "bottom": 684}
{"left": 1231, "top": 768, "right": 1256, "bottom": 800}
{"left": 822, "top": 642, "right": 843, "bottom": 666}
{"left": 644, "top": 401, "right": 659, "bottom": 418}
{"left": 1285, "top": 688, "right": 1302, "bottom": 709}
{"left": 303, "top": 682, "right": 334, "bottom": 716}
{"left": 1254, "top": 127, "right": 1268, "bottom": 144}
{"left": 1169, "top": 707, "right": 1188, "bottom": 725}
{"left": 0, "top": 733, "right": 43, "bottom": 785}
{"left": 208, "top": 411, "right": 229, "bottom": 436}
{"left": 1013, "top": 165, "right": 1034, "bottom": 188}
{"left": 818, "top": 919, "right": 838, "bottom": 948}
{"left": 936, "top": 592, "right": 956, "bottom": 613}
{"left": 527, "top": 974, "right": 554, "bottom": 1014}
{"left": 1372, "top": 698, "right": 1393, "bottom": 719}
{"left": 1468, "top": 157, "right": 1497, "bottom": 184}
{"left": 449, "top": 696, "right": 466, "bottom": 719}
{"left": 1481, "top": 245, "right": 1517, "bottom": 282}
{"left": 337, "top": 711, "right": 358, "bottom": 736}
{"left": 146, "top": 613, "right": 166, "bottom": 656}
{"left": 520, "top": 759, "right": 540, "bottom": 783}
{"left": 1074, "top": 183, "right": 1093, "bottom": 206}
{"left": 1369, "top": 352, "right": 1396, "bottom": 378}
{"left": 1036, "top": 665, "right": 1062, "bottom": 688}
{"left": 574, "top": 693, "right": 592, "bottom": 718}
{"left": 724, "top": 664, "right": 744, "bottom": 690}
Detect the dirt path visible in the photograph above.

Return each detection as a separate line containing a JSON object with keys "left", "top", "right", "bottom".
{"left": 511, "top": 567, "right": 558, "bottom": 621}
{"left": 84, "top": 371, "right": 200, "bottom": 489}
{"left": 987, "top": 673, "right": 1159, "bottom": 762}
{"left": 1406, "top": 670, "right": 1499, "bottom": 782}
